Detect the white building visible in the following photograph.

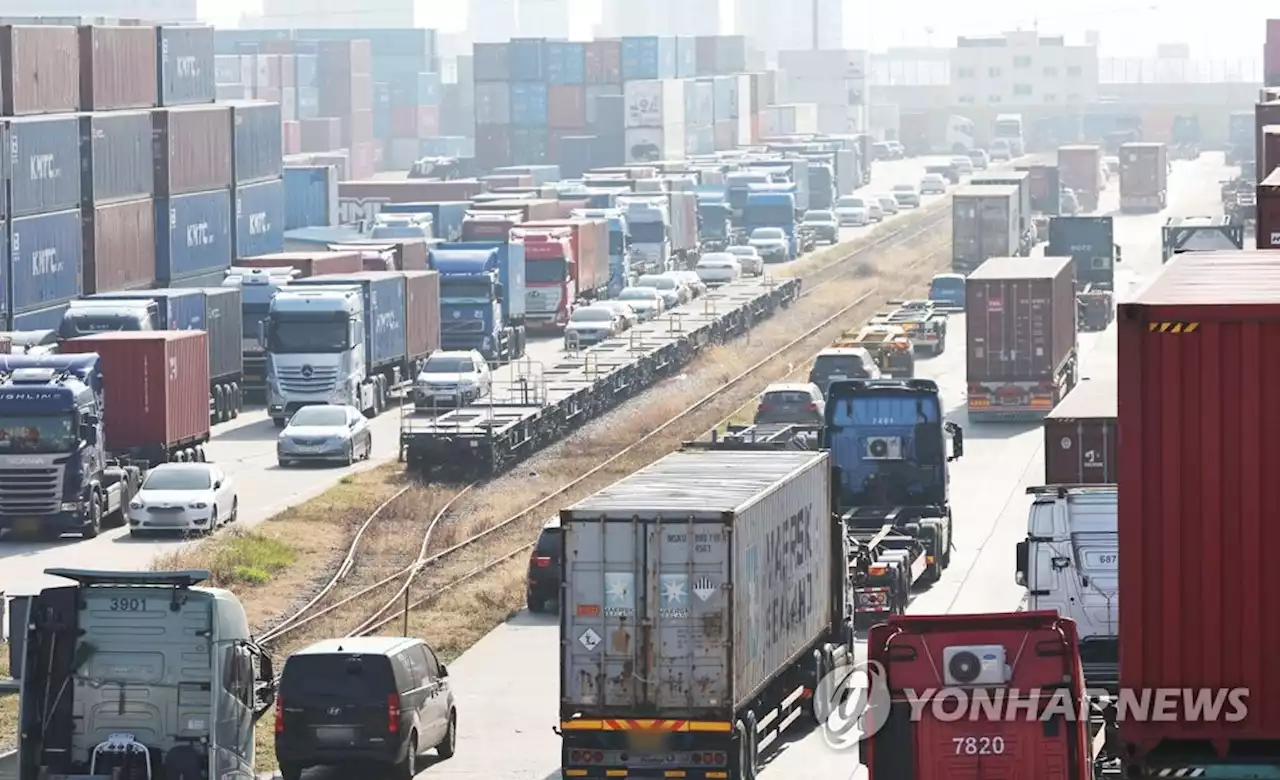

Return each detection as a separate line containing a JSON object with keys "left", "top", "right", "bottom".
{"left": 468, "top": 0, "right": 519, "bottom": 43}
{"left": 948, "top": 30, "right": 1099, "bottom": 108}
{"left": 599, "top": 0, "right": 723, "bottom": 37}
{"left": 734, "top": 0, "right": 841, "bottom": 63}
{"left": 516, "top": 0, "right": 571, "bottom": 39}
{"left": 777, "top": 49, "right": 869, "bottom": 133}
{"left": 259, "top": 0, "right": 412, "bottom": 28}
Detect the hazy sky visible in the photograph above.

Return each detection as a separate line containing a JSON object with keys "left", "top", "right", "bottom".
{"left": 208, "top": 0, "right": 1267, "bottom": 58}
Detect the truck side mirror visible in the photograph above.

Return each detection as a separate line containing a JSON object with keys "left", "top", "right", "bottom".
{"left": 81, "top": 425, "right": 97, "bottom": 445}
{"left": 1114, "top": 244, "right": 1122, "bottom": 263}
{"left": 945, "top": 421, "right": 964, "bottom": 460}
{"left": 494, "top": 282, "right": 504, "bottom": 298}
{"left": 1015, "top": 540, "right": 1029, "bottom": 586}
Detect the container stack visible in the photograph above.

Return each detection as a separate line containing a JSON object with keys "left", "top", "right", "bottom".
{"left": 474, "top": 41, "right": 514, "bottom": 169}
{"left": 153, "top": 104, "right": 235, "bottom": 287}
{"left": 229, "top": 102, "right": 285, "bottom": 261}
{"left": 384, "top": 72, "right": 443, "bottom": 170}
{"left": 317, "top": 41, "right": 376, "bottom": 179}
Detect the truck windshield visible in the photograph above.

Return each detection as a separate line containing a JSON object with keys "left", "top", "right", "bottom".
{"left": 440, "top": 279, "right": 494, "bottom": 300}
{"left": 630, "top": 222, "right": 665, "bottom": 243}
{"left": 268, "top": 318, "right": 350, "bottom": 353}
{"left": 527, "top": 258, "right": 567, "bottom": 284}
{"left": 608, "top": 231, "right": 625, "bottom": 255}
{"left": 60, "top": 310, "right": 149, "bottom": 338}
{"left": 827, "top": 394, "right": 940, "bottom": 427}
{"left": 994, "top": 120, "right": 1021, "bottom": 136}
{"left": 746, "top": 207, "right": 793, "bottom": 225}
{"left": 0, "top": 415, "right": 76, "bottom": 454}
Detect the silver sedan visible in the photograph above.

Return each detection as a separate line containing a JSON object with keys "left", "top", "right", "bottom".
{"left": 277, "top": 404, "right": 373, "bottom": 467}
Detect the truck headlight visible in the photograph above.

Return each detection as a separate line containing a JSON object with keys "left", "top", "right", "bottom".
{"left": 61, "top": 501, "right": 80, "bottom": 512}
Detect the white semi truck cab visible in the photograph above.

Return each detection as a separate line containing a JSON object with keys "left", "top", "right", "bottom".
{"left": 617, "top": 196, "right": 671, "bottom": 273}
{"left": 263, "top": 286, "right": 371, "bottom": 425}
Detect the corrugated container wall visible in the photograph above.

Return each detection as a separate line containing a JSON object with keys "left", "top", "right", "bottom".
{"left": 83, "top": 197, "right": 156, "bottom": 294}
{"left": 283, "top": 165, "right": 338, "bottom": 230}
{"left": 78, "top": 25, "right": 158, "bottom": 110}
{"left": 1, "top": 25, "right": 80, "bottom": 116}
{"left": 625, "top": 79, "right": 684, "bottom": 129}
{"left": 965, "top": 256, "right": 1077, "bottom": 383}
{"left": 8, "top": 115, "right": 82, "bottom": 217}
{"left": 473, "top": 43, "right": 510, "bottom": 82}
{"left": 546, "top": 41, "right": 585, "bottom": 85}
{"left": 9, "top": 208, "right": 83, "bottom": 314}
{"left": 1043, "top": 376, "right": 1117, "bottom": 485}
{"left": 81, "top": 111, "right": 153, "bottom": 204}
{"left": 674, "top": 36, "right": 697, "bottom": 78}
{"left": 234, "top": 178, "right": 285, "bottom": 258}
{"left": 1117, "top": 251, "right": 1280, "bottom": 754}
{"left": 61, "top": 331, "right": 209, "bottom": 451}
{"left": 157, "top": 25, "right": 216, "bottom": 106}
{"left": 230, "top": 101, "right": 283, "bottom": 184}
{"left": 585, "top": 39, "right": 621, "bottom": 85}
{"left": 403, "top": 269, "right": 441, "bottom": 359}
{"left": 156, "top": 188, "right": 233, "bottom": 282}
{"left": 511, "top": 83, "right": 548, "bottom": 126}
{"left": 509, "top": 38, "right": 546, "bottom": 83}
{"left": 621, "top": 36, "right": 676, "bottom": 81}
{"left": 153, "top": 105, "right": 233, "bottom": 196}
{"left": 201, "top": 285, "right": 242, "bottom": 381}
{"left": 476, "top": 82, "right": 511, "bottom": 125}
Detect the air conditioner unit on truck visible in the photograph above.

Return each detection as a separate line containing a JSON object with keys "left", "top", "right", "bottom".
{"left": 0, "top": 333, "right": 212, "bottom": 541}
{"left": 12, "top": 568, "right": 275, "bottom": 780}
{"left": 1046, "top": 216, "right": 1123, "bottom": 332}
{"left": 558, "top": 447, "right": 854, "bottom": 780}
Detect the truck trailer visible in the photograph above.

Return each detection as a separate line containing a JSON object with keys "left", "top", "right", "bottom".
{"left": 1046, "top": 216, "right": 1121, "bottom": 331}
{"left": 969, "top": 171, "right": 1032, "bottom": 235}
{"left": 1160, "top": 215, "right": 1244, "bottom": 262}
{"left": 951, "top": 184, "right": 1023, "bottom": 274}
{"left": 428, "top": 242, "right": 527, "bottom": 361}
{"left": 511, "top": 225, "right": 609, "bottom": 333}
{"left": 1118, "top": 141, "right": 1167, "bottom": 212}
{"left": 1042, "top": 375, "right": 1117, "bottom": 485}
{"left": 1057, "top": 144, "right": 1104, "bottom": 212}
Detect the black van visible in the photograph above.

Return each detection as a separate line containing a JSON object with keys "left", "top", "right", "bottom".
{"left": 526, "top": 517, "right": 562, "bottom": 613}
{"left": 274, "top": 636, "right": 457, "bottom": 780}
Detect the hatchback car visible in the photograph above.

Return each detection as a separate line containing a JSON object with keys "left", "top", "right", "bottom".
{"left": 808, "top": 347, "right": 881, "bottom": 397}
{"left": 127, "top": 463, "right": 238, "bottom": 537}
{"left": 564, "top": 304, "right": 624, "bottom": 348}
{"left": 526, "top": 517, "right": 562, "bottom": 612}
{"left": 615, "top": 286, "right": 666, "bottom": 321}
{"left": 875, "top": 194, "right": 900, "bottom": 216}
{"left": 919, "top": 173, "right": 948, "bottom": 195}
{"left": 753, "top": 383, "right": 826, "bottom": 425}
{"left": 725, "top": 245, "right": 764, "bottom": 276}
{"left": 635, "top": 274, "right": 687, "bottom": 308}
{"left": 891, "top": 184, "right": 921, "bottom": 208}
{"left": 277, "top": 404, "right": 372, "bottom": 467}
{"left": 695, "top": 253, "right": 742, "bottom": 287}
{"left": 801, "top": 210, "right": 840, "bottom": 243}
{"left": 413, "top": 350, "right": 492, "bottom": 410}
{"left": 275, "top": 636, "right": 457, "bottom": 780}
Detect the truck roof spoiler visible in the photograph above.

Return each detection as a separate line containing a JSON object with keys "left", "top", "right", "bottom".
{"left": 45, "top": 568, "right": 211, "bottom": 588}
{"left": 1026, "top": 484, "right": 1117, "bottom": 497}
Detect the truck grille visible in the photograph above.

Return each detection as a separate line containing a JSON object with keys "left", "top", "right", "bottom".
{"left": 443, "top": 320, "right": 485, "bottom": 334}
{"left": 0, "top": 465, "right": 63, "bottom": 514}
{"left": 278, "top": 365, "right": 339, "bottom": 393}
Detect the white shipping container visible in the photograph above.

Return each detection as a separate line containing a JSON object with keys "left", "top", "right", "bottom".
{"left": 475, "top": 82, "right": 512, "bottom": 125}
{"left": 760, "top": 104, "right": 820, "bottom": 137}
{"left": 214, "top": 55, "right": 241, "bottom": 86}
{"left": 254, "top": 54, "right": 274, "bottom": 88}
{"left": 625, "top": 78, "right": 686, "bottom": 129}
{"left": 732, "top": 73, "right": 750, "bottom": 118}
{"left": 560, "top": 449, "right": 835, "bottom": 717}
{"left": 816, "top": 103, "right": 857, "bottom": 134}
{"left": 781, "top": 75, "right": 866, "bottom": 107}
{"left": 625, "top": 123, "right": 685, "bottom": 163}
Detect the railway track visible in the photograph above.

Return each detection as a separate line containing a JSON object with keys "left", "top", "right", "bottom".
{"left": 258, "top": 203, "right": 951, "bottom": 650}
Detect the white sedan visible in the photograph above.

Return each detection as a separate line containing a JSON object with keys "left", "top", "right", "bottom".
{"left": 695, "top": 254, "right": 742, "bottom": 287}
{"left": 127, "top": 463, "right": 238, "bottom": 537}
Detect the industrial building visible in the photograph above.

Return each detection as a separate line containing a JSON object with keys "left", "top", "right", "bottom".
{"left": 948, "top": 31, "right": 1100, "bottom": 107}
{"left": 777, "top": 49, "right": 870, "bottom": 134}
{"left": 0, "top": 0, "right": 197, "bottom": 20}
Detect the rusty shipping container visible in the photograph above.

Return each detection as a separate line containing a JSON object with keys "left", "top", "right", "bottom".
{"left": 61, "top": 331, "right": 210, "bottom": 452}
{"left": 153, "top": 104, "right": 233, "bottom": 196}
{"left": 83, "top": 198, "right": 157, "bottom": 294}
{"left": 1257, "top": 168, "right": 1280, "bottom": 249}
{"left": 965, "top": 256, "right": 1078, "bottom": 418}
{"left": 1258, "top": 101, "right": 1280, "bottom": 181}
{"left": 403, "top": 269, "right": 441, "bottom": 359}
{"left": 1056, "top": 144, "right": 1103, "bottom": 211}
{"left": 1, "top": 25, "right": 80, "bottom": 115}
{"left": 1043, "top": 376, "right": 1117, "bottom": 484}
{"left": 237, "top": 250, "right": 363, "bottom": 277}
{"left": 78, "top": 25, "right": 158, "bottom": 110}
{"left": 1117, "top": 250, "right": 1280, "bottom": 764}
{"left": 1118, "top": 142, "right": 1167, "bottom": 212}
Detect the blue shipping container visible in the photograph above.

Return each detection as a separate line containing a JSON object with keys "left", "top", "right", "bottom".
{"left": 156, "top": 189, "right": 234, "bottom": 282}
{"left": 621, "top": 36, "right": 677, "bottom": 81}
{"left": 292, "top": 28, "right": 435, "bottom": 59}
{"left": 0, "top": 123, "right": 8, "bottom": 220}
{"left": 290, "top": 272, "right": 407, "bottom": 369}
{"left": 509, "top": 38, "right": 547, "bottom": 83}
{"left": 213, "top": 29, "right": 290, "bottom": 55}
{"left": 297, "top": 87, "right": 319, "bottom": 120}
{"left": 90, "top": 288, "right": 206, "bottom": 330}
{"left": 546, "top": 42, "right": 586, "bottom": 85}
{"left": 283, "top": 165, "right": 338, "bottom": 230}
{"left": 295, "top": 54, "right": 317, "bottom": 88}
{"left": 7, "top": 116, "right": 82, "bottom": 218}
{"left": 510, "top": 83, "right": 549, "bottom": 126}
{"left": 9, "top": 209, "right": 83, "bottom": 315}
{"left": 674, "top": 37, "right": 697, "bottom": 78}
{"left": 234, "top": 178, "right": 285, "bottom": 258}
{"left": 713, "top": 76, "right": 733, "bottom": 122}
{"left": 230, "top": 101, "right": 283, "bottom": 184}
{"left": 11, "top": 302, "right": 67, "bottom": 332}
{"left": 81, "top": 112, "right": 154, "bottom": 205}
{"left": 379, "top": 201, "right": 468, "bottom": 241}
{"left": 389, "top": 72, "right": 441, "bottom": 108}
{"left": 158, "top": 25, "right": 217, "bottom": 106}
{"left": 511, "top": 127, "right": 548, "bottom": 164}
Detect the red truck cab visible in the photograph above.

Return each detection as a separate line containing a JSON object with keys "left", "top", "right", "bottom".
{"left": 511, "top": 226, "right": 576, "bottom": 332}
{"left": 863, "top": 611, "right": 1096, "bottom": 780}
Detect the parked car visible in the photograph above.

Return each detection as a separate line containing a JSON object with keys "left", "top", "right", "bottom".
{"left": 891, "top": 183, "right": 921, "bottom": 207}
{"left": 127, "top": 463, "right": 238, "bottom": 537}
{"left": 801, "top": 209, "right": 840, "bottom": 243}
{"left": 413, "top": 349, "right": 492, "bottom": 410}
{"left": 753, "top": 382, "right": 826, "bottom": 425}
{"left": 661, "top": 270, "right": 707, "bottom": 298}
{"left": 725, "top": 245, "right": 765, "bottom": 276}
{"left": 601, "top": 300, "right": 638, "bottom": 330}
{"left": 277, "top": 404, "right": 372, "bottom": 467}
{"left": 967, "top": 149, "right": 990, "bottom": 170}
{"left": 274, "top": 636, "right": 457, "bottom": 780}
{"left": 526, "top": 517, "right": 562, "bottom": 612}
{"left": 834, "top": 196, "right": 870, "bottom": 226}
{"left": 747, "top": 227, "right": 791, "bottom": 262}
{"left": 635, "top": 273, "right": 687, "bottom": 307}
{"left": 875, "top": 194, "right": 900, "bottom": 215}
{"left": 950, "top": 155, "right": 974, "bottom": 175}
{"left": 919, "top": 173, "right": 948, "bottom": 195}
{"left": 564, "top": 304, "right": 625, "bottom": 348}
{"left": 615, "top": 286, "right": 666, "bottom": 321}
{"left": 695, "top": 253, "right": 742, "bottom": 287}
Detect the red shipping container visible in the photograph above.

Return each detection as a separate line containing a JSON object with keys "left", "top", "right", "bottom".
{"left": 78, "top": 25, "right": 158, "bottom": 110}
{"left": 477, "top": 124, "right": 512, "bottom": 169}
{"left": 83, "top": 198, "right": 157, "bottom": 295}
{"left": 1042, "top": 376, "right": 1116, "bottom": 485}
{"left": 1, "top": 25, "right": 81, "bottom": 115}
{"left": 61, "top": 331, "right": 210, "bottom": 452}
{"left": 548, "top": 85, "right": 587, "bottom": 129}
{"left": 1256, "top": 169, "right": 1280, "bottom": 248}
{"left": 282, "top": 120, "right": 302, "bottom": 154}
{"left": 238, "top": 251, "right": 364, "bottom": 277}
{"left": 520, "top": 218, "right": 610, "bottom": 293}
{"left": 1257, "top": 102, "right": 1280, "bottom": 180}
{"left": 1263, "top": 125, "right": 1280, "bottom": 180}
{"left": 343, "top": 109, "right": 374, "bottom": 146}
{"left": 317, "top": 39, "right": 371, "bottom": 77}
{"left": 403, "top": 269, "right": 441, "bottom": 358}
{"left": 1117, "top": 250, "right": 1280, "bottom": 765}
{"left": 585, "top": 39, "right": 621, "bottom": 85}
{"left": 350, "top": 141, "right": 377, "bottom": 179}
{"left": 153, "top": 104, "right": 233, "bottom": 196}
{"left": 300, "top": 117, "right": 343, "bottom": 152}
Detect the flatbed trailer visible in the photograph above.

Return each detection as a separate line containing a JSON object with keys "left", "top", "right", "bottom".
{"left": 873, "top": 300, "right": 948, "bottom": 355}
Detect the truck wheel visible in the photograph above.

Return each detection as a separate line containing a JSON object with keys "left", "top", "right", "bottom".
{"left": 811, "top": 648, "right": 830, "bottom": 725}
{"left": 82, "top": 493, "right": 103, "bottom": 539}
{"left": 231, "top": 383, "right": 242, "bottom": 417}
{"left": 273, "top": 417, "right": 286, "bottom": 429}
{"left": 195, "top": 446, "right": 207, "bottom": 463}
{"left": 735, "top": 721, "right": 754, "bottom": 780}
{"left": 213, "top": 385, "right": 226, "bottom": 423}
{"left": 744, "top": 710, "right": 759, "bottom": 779}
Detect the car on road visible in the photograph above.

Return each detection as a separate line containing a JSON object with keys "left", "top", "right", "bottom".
{"left": 413, "top": 350, "right": 492, "bottom": 410}
{"left": 526, "top": 516, "right": 562, "bottom": 612}
{"left": 661, "top": 270, "right": 707, "bottom": 298}
{"left": 967, "top": 149, "right": 989, "bottom": 170}
{"left": 801, "top": 209, "right": 840, "bottom": 243}
{"left": 919, "top": 173, "right": 948, "bottom": 195}
{"left": 725, "top": 245, "right": 764, "bottom": 276}
{"left": 747, "top": 227, "right": 791, "bottom": 263}
{"left": 635, "top": 273, "right": 688, "bottom": 308}
{"left": 892, "top": 183, "right": 921, "bottom": 207}
{"left": 928, "top": 273, "right": 967, "bottom": 311}
{"left": 873, "top": 141, "right": 902, "bottom": 160}
{"left": 275, "top": 636, "right": 457, "bottom": 780}
{"left": 615, "top": 286, "right": 666, "bottom": 321}
{"left": 808, "top": 346, "right": 881, "bottom": 397}
{"left": 277, "top": 404, "right": 373, "bottom": 467}
{"left": 989, "top": 138, "right": 1012, "bottom": 161}
{"left": 834, "top": 196, "right": 871, "bottom": 226}
{"left": 601, "top": 300, "right": 639, "bottom": 329}
{"left": 875, "top": 194, "right": 900, "bottom": 216}
{"left": 950, "top": 155, "right": 974, "bottom": 176}
{"left": 753, "top": 382, "right": 826, "bottom": 425}
{"left": 564, "top": 304, "right": 626, "bottom": 348}
{"left": 127, "top": 463, "right": 237, "bottom": 537}
{"left": 695, "top": 253, "right": 742, "bottom": 287}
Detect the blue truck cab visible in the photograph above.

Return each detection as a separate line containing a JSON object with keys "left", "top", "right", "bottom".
{"left": 224, "top": 266, "right": 297, "bottom": 396}
{"left": 428, "top": 242, "right": 527, "bottom": 361}
{"left": 377, "top": 201, "right": 469, "bottom": 242}
{"left": 742, "top": 188, "right": 798, "bottom": 258}
{"left": 570, "top": 208, "right": 630, "bottom": 297}
{"left": 726, "top": 170, "right": 772, "bottom": 221}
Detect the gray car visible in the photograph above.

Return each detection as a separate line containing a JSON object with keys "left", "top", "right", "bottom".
{"left": 801, "top": 210, "right": 840, "bottom": 243}
{"left": 615, "top": 287, "right": 666, "bottom": 321}
{"left": 748, "top": 227, "right": 790, "bottom": 262}
{"left": 277, "top": 404, "right": 372, "bottom": 467}
{"left": 892, "top": 183, "right": 921, "bottom": 208}
{"left": 753, "top": 382, "right": 826, "bottom": 425}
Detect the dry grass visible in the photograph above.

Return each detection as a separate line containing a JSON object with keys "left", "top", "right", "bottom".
{"left": 1, "top": 640, "right": 13, "bottom": 751}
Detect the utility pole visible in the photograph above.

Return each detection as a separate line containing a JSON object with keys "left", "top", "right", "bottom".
{"left": 812, "top": 0, "right": 820, "bottom": 50}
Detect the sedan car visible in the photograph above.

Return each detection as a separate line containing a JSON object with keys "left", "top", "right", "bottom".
{"left": 747, "top": 227, "right": 791, "bottom": 263}
{"left": 615, "top": 286, "right": 666, "bottom": 321}
{"left": 753, "top": 383, "right": 826, "bottom": 425}
{"left": 127, "top": 463, "right": 237, "bottom": 537}
{"left": 695, "top": 254, "right": 742, "bottom": 287}
{"left": 635, "top": 274, "right": 687, "bottom": 308}
{"left": 950, "top": 155, "right": 974, "bottom": 176}
{"left": 725, "top": 245, "right": 764, "bottom": 276}
{"left": 413, "top": 349, "right": 492, "bottom": 410}
{"left": 892, "top": 183, "right": 921, "bottom": 207}
{"left": 835, "top": 196, "right": 870, "bottom": 226}
{"left": 919, "top": 173, "right": 948, "bottom": 195}
{"left": 564, "top": 304, "right": 625, "bottom": 348}
{"left": 875, "top": 194, "right": 900, "bottom": 216}
{"left": 801, "top": 210, "right": 840, "bottom": 243}
{"left": 277, "top": 404, "right": 372, "bottom": 467}
{"left": 967, "top": 149, "right": 989, "bottom": 170}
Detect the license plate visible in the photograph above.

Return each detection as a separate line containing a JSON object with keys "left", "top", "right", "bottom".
{"left": 293, "top": 445, "right": 322, "bottom": 453}
{"left": 314, "top": 726, "right": 356, "bottom": 743}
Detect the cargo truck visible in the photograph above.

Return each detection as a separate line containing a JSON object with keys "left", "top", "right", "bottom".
{"left": 951, "top": 184, "right": 1023, "bottom": 274}
{"left": 1118, "top": 141, "right": 1167, "bottom": 212}
{"left": 428, "top": 242, "right": 527, "bottom": 361}
{"left": 1015, "top": 162, "right": 1062, "bottom": 217}
{"left": 615, "top": 191, "right": 698, "bottom": 271}
{"left": 1042, "top": 375, "right": 1117, "bottom": 485}
{"left": 1047, "top": 216, "right": 1122, "bottom": 331}
{"left": 1057, "top": 144, "right": 1104, "bottom": 211}
{"left": 1160, "top": 215, "right": 1243, "bottom": 262}
{"left": 264, "top": 271, "right": 441, "bottom": 425}
{"left": 376, "top": 201, "right": 469, "bottom": 242}
{"left": 965, "top": 256, "right": 1078, "bottom": 420}
{"left": 743, "top": 189, "right": 799, "bottom": 259}
{"left": 558, "top": 447, "right": 854, "bottom": 780}
{"left": 467, "top": 197, "right": 562, "bottom": 223}
{"left": 0, "top": 333, "right": 212, "bottom": 540}
{"left": 59, "top": 288, "right": 246, "bottom": 422}
{"left": 510, "top": 227, "right": 607, "bottom": 333}
{"left": 969, "top": 171, "right": 1031, "bottom": 235}
{"left": 571, "top": 207, "right": 632, "bottom": 296}
{"left": 12, "top": 568, "right": 275, "bottom": 780}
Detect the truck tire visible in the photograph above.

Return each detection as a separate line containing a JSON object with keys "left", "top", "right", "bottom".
{"left": 735, "top": 721, "right": 753, "bottom": 780}
{"left": 919, "top": 522, "right": 943, "bottom": 584}
{"left": 744, "top": 710, "right": 759, "bottom": 780}
{"left": 273, "top": 417, "right": 286, "bottom": 429}
{"left": 213, "top": 385, "right": 226, "bottom": 423}
{"left": 231, "top": 383, "right": 242, "bottom": 418}
{"left": 81, "top": 493, "right": 103, "bottom": 539}
{"left": 811, "top": 648, "right": 830, "bottom": 725}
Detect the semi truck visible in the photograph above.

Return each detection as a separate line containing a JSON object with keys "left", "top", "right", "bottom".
{"left": 428, "top": 242, "right": 527, "bottom": 361}
{"left": 1118, "top": 141, "right": 1167, "bottom": 212}
{"left": 726, "top": 170, "right": 771, "bottom": 221}
{"left": 1160, "top": 215, "right": 1244, "bottom": 262}
{"left": 969, "top": 171, "right": 1031, "bottom": 235}
{"left": 1057, "top": 144, "right": 1104, "bottom": 212}
{"left": 950, "top": 184, "right": 1024, "bottom": 274}
{"left": 571, "top": 207, "right": 632, "bottom": 296}
{"left": 743, "top": 189, "right": 799, "bottom": 259}
{"left": 0, "top": 333, "right": 211, "bottom": 540}
{"left": 263, "top": 270, "right": 441, "bottom": 425}
{"left": 615, "top": 192, "right": 697, "bottom": 272}
{"left": 510, "top": 226, "right": 609, "bottom": 333}
{"left": 1015, "top": 162, "right": 1062, "bottom": 217}
{"left": 1046, "top": 216, "right": 1122, "bottom": 331}
{"left": 993, "top": 112, "right": 1026, "bottom": 157}
{"left": 745, "top": 159, "right": 810, "bottom": 212}
{"left": 965, "top": 256, "right": 1078, "bottom": 420}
